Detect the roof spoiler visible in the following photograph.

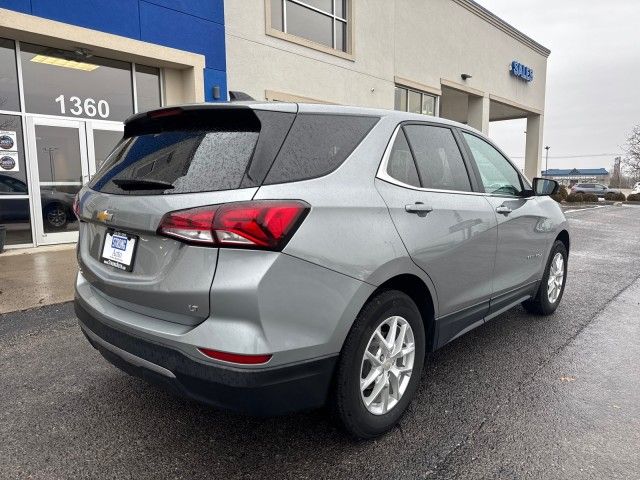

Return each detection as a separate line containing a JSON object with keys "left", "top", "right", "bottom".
{"left": 229, "top": 91, "right": 255, "bottom": 102}
{"left": 123, "top": 104, "right": 261, "bottom": 137}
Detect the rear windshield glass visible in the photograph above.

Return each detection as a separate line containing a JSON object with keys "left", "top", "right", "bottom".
{"left": 264, "top": 114, "right": 379, "bottom": 184}
{"left": 89, "top": 130, "right": 258, "bottom": 195}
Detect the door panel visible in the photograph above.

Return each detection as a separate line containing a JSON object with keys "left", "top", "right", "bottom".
{"left": 460, "top": 131, "right": 548, "bottom": 300}
{"left": 483, "top": 196, "right": 549, "bottom": 297}
{"left": 376, "top": 179, "right": 497, "bottom": 317}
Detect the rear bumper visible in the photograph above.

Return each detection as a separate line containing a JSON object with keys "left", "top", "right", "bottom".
{"left": 75, "top": 299, "right": 338, "bottom": 416}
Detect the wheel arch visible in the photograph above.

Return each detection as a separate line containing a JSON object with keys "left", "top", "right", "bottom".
{"left": 369, "top": 274, "right": 437, "bottom": 352}
{"left": 555, "top": 229, "right": 570, "bottom": 253}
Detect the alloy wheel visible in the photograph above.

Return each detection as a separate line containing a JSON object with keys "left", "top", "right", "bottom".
{"left": 46, "top": 207, "right": 67, "bottom": 228}
{"left": 360, "top": 316, "right": 415, "bottom": 415}
{"left": 547, "top": 252, "right": 565, "bottom": 304}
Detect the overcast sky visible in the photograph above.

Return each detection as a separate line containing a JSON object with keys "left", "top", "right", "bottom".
{"left": 476, "top": 0, "right": 640, "bottom": 171}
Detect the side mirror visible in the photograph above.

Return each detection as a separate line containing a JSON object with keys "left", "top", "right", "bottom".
{"left": 532, "top": 177, "right": 559, "bottom": 196}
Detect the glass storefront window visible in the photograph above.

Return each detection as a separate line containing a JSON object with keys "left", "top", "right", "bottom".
{"left": 394, "top": 87, "right": 407, "bottom": 111}
{"left": 394, "top": 86, "right": 437, "bottom": 116}
{"left": 0, "top": 114, "right": 28, "bottom": 189}
{"left": 270, "top": 0, "right": 350, "bottom": 53}
{"left": 0, "top": 198, "right": 32, "bottom": 245}
{"left": 408, "top": 90, "right": 422, "bottom": 114}
{"left": 135, "top": 65, "right": 161, "bottom": 114}
{"left": 20, "top": 43, "right": 134, "bottom": 121}
{"left": 93, "top": 129, "right": 123, "bottom": 172}
{"left": 0, "top": 38, "right": 20, "bottom": 112}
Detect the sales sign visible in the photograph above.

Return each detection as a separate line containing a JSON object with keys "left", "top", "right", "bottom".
{"left": 510, "top": 61, "right": 534, "bottom": 82}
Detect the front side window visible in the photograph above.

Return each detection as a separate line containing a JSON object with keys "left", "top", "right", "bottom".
{"left": 463, "top": 132, "right": 523, "bottom": 196}
{"left": 404, "top": 125, "right": 471, "bottom": 192}
{"left": 394, "top": 86, "right": 436, "bottom": 116}
{"left": 270, "top": 0, "right": 350, "bottom": 53}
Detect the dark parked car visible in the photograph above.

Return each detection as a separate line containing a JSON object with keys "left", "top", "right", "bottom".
{"left": 0, "top": 174, "right": 76, "bottom": 229}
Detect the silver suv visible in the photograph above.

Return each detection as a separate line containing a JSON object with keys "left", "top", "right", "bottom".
{"left": 74, "top": 103, "right": 569, "bottom": 439}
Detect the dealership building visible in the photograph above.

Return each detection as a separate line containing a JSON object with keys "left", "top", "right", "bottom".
{"left": 0, "top": 0, "right": 549, "bottom": 249}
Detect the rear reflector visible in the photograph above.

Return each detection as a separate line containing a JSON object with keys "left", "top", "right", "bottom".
{"left": 157, "top": 200, "right": 309, "bottom": 250}
{"left": 198, "top": 348, "right": 272, "bottom": 365}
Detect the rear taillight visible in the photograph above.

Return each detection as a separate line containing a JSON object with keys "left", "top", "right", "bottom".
{"left": 198, "top": 348, "right": 272, "bottom": 365}
{"left": 73, "top": 193, "right": 80, "bottom": 219}
{"left": 157, "top": 200, "right": 309, "bottom": 250}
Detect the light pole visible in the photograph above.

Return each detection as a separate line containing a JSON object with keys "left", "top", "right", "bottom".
{"left": 544, "top": 146, "right": 550, "bottom": 175}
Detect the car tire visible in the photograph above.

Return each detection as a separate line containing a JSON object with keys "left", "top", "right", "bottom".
{"left": 332, "top": 290, "right": 426, "bottom": 439}
{"left": 522, "top": 240, "right": 568, "bottom": 316}
{"left": 43, "top": 203, "right": 69, "bottom": 230}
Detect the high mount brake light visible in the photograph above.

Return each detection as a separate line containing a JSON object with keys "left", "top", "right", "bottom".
{"left": 147, "top": 107, "right": 183, "bottom": 119}
{"left": 157, "top": 200, "right": 309, "bottom": 250}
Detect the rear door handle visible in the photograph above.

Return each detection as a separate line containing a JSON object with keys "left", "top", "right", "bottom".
{"left": 496, "top": 205, "right": 512, "bottom": 215}
{"left": 405, "top": 203, "right": 433, "bottom": 217}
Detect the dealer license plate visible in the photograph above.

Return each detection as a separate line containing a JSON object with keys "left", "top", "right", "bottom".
{"left": 100, "top": 230, "right": 138, "bottom": 272}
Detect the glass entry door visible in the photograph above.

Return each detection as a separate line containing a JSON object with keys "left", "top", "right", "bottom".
{"left": 26, "top": 116, "right": 124, "bottom": 245}
{"left": 27, "top": 117, "right": 88, "bottom": 245}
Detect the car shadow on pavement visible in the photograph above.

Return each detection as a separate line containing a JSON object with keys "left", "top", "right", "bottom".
{"left": 54, "top": 302, "right": 572, "bottom": 479}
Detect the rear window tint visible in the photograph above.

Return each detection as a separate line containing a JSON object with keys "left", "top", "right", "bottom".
{"left": 90, "top": 130, "right": 258, "bottom": 195}
{"left": 264, "top": 114, "right": 378, "bottom": 184}
{"left": 386, "top": 130, "right": 420, "bottom": 187}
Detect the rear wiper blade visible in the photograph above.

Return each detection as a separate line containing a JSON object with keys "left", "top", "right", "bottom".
{"left": 112, "top": 179, "right": 174, "bottom": 190}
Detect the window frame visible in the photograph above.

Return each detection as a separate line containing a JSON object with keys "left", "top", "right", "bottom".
{"left": 458, "top": 128, "right": 532, "bottom": 198}
{"left": 377, "top": 121, "right": 482, "bottom": 195}
{"left": 265, "top": 0, "right": 354, "bottom": 60}
{"left": 394, "top": 86, "right": 438, "bottom": 117}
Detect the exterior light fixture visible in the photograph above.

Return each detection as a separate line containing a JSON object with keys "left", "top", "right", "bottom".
{"left": 461, "top": 73, "right": 472, "bottom": 81}
{"left": 30, "top": 54, "right": 99, "bottom": 71}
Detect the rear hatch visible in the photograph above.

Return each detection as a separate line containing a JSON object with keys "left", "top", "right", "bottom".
{"left": 77, "top": 104, "right": 297, "bottom": 325}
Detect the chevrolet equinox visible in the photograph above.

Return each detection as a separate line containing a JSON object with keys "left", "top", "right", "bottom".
{"left": 74, "top": 103, "right": 569, "bottom": 439}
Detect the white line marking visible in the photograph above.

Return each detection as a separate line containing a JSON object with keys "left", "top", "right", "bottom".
{"left": 564, "top": 205, "right": 607, "bottom": 213}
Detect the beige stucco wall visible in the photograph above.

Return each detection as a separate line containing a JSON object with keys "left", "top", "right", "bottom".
{"left": 224, "top": 0, "right": 548, "bottom": 114}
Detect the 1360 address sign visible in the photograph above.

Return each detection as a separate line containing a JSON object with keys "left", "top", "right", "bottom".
{"left": 54, "top": 95, "right": 111, "bottom": 119}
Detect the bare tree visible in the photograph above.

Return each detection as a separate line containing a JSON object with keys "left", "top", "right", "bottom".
{"left": 622, "top": 125, "right": 640, "bottom": 181}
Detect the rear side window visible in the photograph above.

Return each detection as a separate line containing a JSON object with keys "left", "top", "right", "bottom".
{"left": 90, "top": 130, "right": 258, "bottom": 195}
{"left": 386, "top": 129, "right": 420, "bottom": 187}
{"left": 404, "top": 125, "right": 471, "bottom": 192}
{"left": 264, "top": 114, "right": 379, "bottom": 184}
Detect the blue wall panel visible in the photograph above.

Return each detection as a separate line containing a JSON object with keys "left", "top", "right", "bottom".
{"left": 142, "top": 0, "right": 224, "bottom": 24}
{"left": 204, "top": 67, "right": 227, "bottom": 102}
{"left": 0, "top": 0, "right": 227, "bottom": 101}
{"left": 0, "top": 0, "right": 30, "bottom": 14}
{"left": 31, "top": 0, "right": 141, "bottom": 39}
{"left": 139, "top": 1, "right": 225, "bottom": 72}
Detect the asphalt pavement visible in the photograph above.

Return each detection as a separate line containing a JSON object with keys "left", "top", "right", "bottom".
{"left": 1, "top": 204, "right": 639, "bottom": 479}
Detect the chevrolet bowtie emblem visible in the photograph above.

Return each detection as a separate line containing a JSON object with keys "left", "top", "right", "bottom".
{"left": 96, "top": 210, "right": 113, "bottom": 223}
